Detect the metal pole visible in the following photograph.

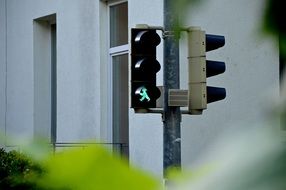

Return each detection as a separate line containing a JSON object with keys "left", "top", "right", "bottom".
{"left": 163, "top": 0, "right": 181, "bottom": 177}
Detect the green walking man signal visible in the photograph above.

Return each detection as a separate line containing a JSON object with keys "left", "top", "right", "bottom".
{"left": 139, "top": 87, "right": 151, "bottom": 102}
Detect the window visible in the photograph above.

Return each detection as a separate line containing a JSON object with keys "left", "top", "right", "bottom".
{"left": 108, "top": 1, "right": 129, "bottom": 157}
{"left": 33, "top": 14, "right": 57, "bottom": 148}
{"left": 112, "top": 54, "right": 129, "bottom": 156}
{"left": 110, "top": 2, "right": 128, "bottom": 48}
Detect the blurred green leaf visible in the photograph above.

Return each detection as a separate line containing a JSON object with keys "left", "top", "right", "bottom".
{"left": 263, "top": 0, "right": 286, "bottom": 58}
{"left": 36, "top": 146, "right": 161, "bottom": 190}
{"left": 169, "top": 0, "right": 203, "bottom": 39}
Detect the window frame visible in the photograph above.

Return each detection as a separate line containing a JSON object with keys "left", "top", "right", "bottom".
{"left": 107, "top": 0, "right": 129, "bottom": 148}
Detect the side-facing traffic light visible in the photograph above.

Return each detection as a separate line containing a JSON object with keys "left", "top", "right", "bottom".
{"left": 131, "top": 28, "right": 161, "bottom": 108}
{"left": 188, "top": 27, "right": 226, "bottom": 114}
{"left": 205, "top": 34, "right": 226, "bottom": 103}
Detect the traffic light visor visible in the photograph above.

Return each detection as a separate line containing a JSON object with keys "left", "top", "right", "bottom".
{"left": 134, "top": 30, "right": 161, "bottom": 47}
{"left": 206, "top": 34, "right": 225, "bottom": 51}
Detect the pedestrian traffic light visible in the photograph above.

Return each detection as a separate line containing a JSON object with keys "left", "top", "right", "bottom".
{"left": 188, "top": 27, "right": 226, "bottom": 114}
{"left": 131, "top": 28, "right": 161, "bottom": 108}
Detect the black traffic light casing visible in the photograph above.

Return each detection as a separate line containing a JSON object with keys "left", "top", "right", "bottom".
{"left": 131, "top": 28, "right": 161, "bottom": 108}
{"left": 188, "top": 27, "right": 226, "bottom": 114}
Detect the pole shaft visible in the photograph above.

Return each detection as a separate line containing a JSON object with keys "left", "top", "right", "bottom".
{"left": 163, "top": 0, "right": 181, "bottom": 177}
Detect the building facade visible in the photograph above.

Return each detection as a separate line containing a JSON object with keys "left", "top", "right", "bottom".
{"left": 0, "top": 0, "right": 280, "bottom": 177}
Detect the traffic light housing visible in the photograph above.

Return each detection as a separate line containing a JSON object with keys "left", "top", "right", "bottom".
{"left": 131, "top": 28, "right": 161, "bottom": 108}
{"left": 188, "top": 27, "right": 226, "bottom": 114}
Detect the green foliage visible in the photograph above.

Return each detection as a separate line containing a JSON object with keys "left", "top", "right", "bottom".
{"left": 264, "top": 0, "right": 286, "bottom": 58}
{"left": 0, "top": 148, "right": 42, "bottom": 190}
{"left": 170, "top": 0, "right": 203, "bottom": 39}
{"left": 171, "top": 0, "right": 201, "bottom": 16}
{"left": 34, "top": 146, "right": 160, "bottom": 190}
{"left": 1, "top": 144, "right": 161, "bottom": 190}
{"left": 264, "top": 0, "right": 284, "bottom": 35}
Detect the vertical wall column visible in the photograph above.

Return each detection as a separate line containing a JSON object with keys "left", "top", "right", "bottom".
{"left": 33, "top": 14, "right": 56, "bottom": 143}
{"left": 0, "top": 0, "right": 7, "bottom": 138}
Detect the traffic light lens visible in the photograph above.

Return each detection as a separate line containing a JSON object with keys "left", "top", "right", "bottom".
{"left": 206, "top": 60, "right": 226, "bottom": 77}
{"left": 135, "top": 58, "right": 161, "bottom": 73}
{"left": 206, "top": 34, "right": 225, "bottom": 51}
{"left": 132, "top": 84, "right": 161, "bottom": 108}
{"left": 135, "top": 31, "right": 161, "bottom": 46}
{"left": 207, "top": 86, "right": 226, "bottom": 103}
{"left": 135, "top": 87, "right": 151, "bottom": 102}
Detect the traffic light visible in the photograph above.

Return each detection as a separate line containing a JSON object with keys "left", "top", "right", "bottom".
{"left": 188, "top": 27, "right": 226, "bottom": 114}
{"left": 131, "top": 28, "right": 161, "bottom": 108}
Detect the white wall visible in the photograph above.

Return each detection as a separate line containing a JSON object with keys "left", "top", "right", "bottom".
{"left": 0, "top": 0, "right": 6, "bottom": 136}
{"left": 54, "top": 0, "right": 101, "bottom": 142}
{"left": 5, "top": 0, "right": 34, "bottom": 140}
{"left": 3, "top": 0, "right": 101, "bottom": 143}
{"left": 180, "top": 0, "right": 279, "bottom": 167}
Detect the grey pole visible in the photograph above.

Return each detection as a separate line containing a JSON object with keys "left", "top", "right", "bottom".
{"left": 163, "top": 0, "right": 181, "bottom": 177}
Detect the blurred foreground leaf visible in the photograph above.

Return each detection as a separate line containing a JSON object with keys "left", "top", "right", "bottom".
{"left": 264, "top": 0, "right": 286, "bottom": 58}
{"left": 35, "top": 146, "right": 160, "bottom": 190}
{"left": 168, "top": 127, "right": 286, "bottom": 190}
